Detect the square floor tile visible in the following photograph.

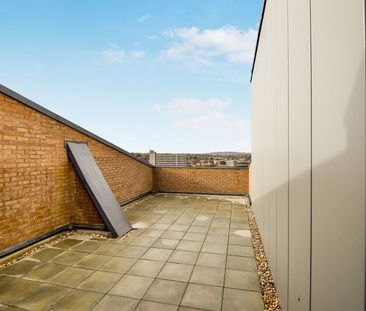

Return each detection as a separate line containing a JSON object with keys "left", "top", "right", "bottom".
{"left": 77, "top": 271, "right": 121, "bottom": 293}
{"left": 182, "top": 233, "right": 206, "bottom": 242}
{"left": 71, "top": 241, "right": 103, "bottom": 253}
{"left": 227, "top": 245, "right": 254, "bottom": 257}
{"left": 144, "top": 279, "right": 186, "bottom": 305}
{"left": 30, "top": 248, "right": 65, "bottom": 262}
{"left": 196, "top": 253, "right": 226, "bottom": 268}
{"left": 0, "top": 260, "right": 40, "bottom": 277}
{"left": 53, "top": 239, "right": 83, "bottom": 249}
{"left": 23, "top": 263, "right": 66, "bottom": 281}
{"left": 93, "top": 244, "right": 125, "bottom": 256}
{"left": 100, "top": 257, "right": 137, "bottom": 273}
{"left": 153, "top": 239, "right": 180, "bottom": 249}
{"left": 162, "top": 231, "right": 185, "bottom": 240}
{"left": 168, "top": 251, "right": 198, "bottom": 265}
{"left": 48, "top": 267, "right": 93, "bottom": 288}
{"left": 229, "top": 235, "right": 252, "bottom": 246}
{"left": 187, "top": 226, "right": 209, "bottom": 233}
{"left": 52, "top": 289, "right": 103, "bottom": 311}
{"left": 181, "top": 283, "right": 222, "bottom": 311}
{"left": 141, "top": 229, "right": 165, "bottom": 238}
{"left": 129, "top": 237, "right": 157, "bottom": 247}
{"left": 109, "top": 274, "right": 154, "bottom": 299}
{"left": 150, "top": 223, "right": 171, "bottom": 230}
{"left": 169, "top": 224, "right": 190, "bottom": 232}
{"left": 92, "top": 295, "right": 139, "bottom": 311}
{"left": 142, "top": 248, "right": 173, "bottom": 262}
{"left": 205, "top": 234, "right": 228, "bottom": 244}
{"left": 51, "top": 251, "right": 87, "bottom": 266}
{"left": 226, "top": 256, "right": 257, "bottom": 272}
{"left": 223, "top": 288, "right": 263, "bottom": 311}
{"left": 225, "top": 269, "right": 260, "bottom": 291}
{"left": 158, "top": 263, "right": 193, "bottom": 282}
{"left": 208, "top": 227, "right": 229, "bottom": 235}
{"left": 0, "top": 276, "right": 41, "bottom": 305}
{"left": 116, "top": 246, "right": 148, "bottom": 258}
{"left": 127, "top": 260, "right": 164, "bottom": 277}
{"left": 202, "top": 242, "right": 227, "bottom": 255}
{"left": 74, "top": 254, "right": 110, "bottom": 269}
{"left": 190, "top": 266, "right": 225, "bottom": 286}
{"left": 176, "top": 241, "right": 202, "bottom": 252}
{"left": 15, "top": 284, "right": 69, "bottom": 311}
{"left": 135, "top": 300, "right": 178, "bottom": 311}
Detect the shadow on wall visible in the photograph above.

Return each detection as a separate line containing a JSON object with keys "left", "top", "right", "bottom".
{"left": 251, "top": 60, "right": 365, "bottom": 311}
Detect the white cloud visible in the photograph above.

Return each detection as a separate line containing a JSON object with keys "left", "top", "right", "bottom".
{"left": 131, "top": 51, "right": 146, "bottom": 59}
{"left": 161, "top": 26, "right": 257, "bottom": 65}
{"left": 145, "top": 34, "right": 157, "bottom": 40}
{"left": 137, "top": 14, "right": 150, "bottom": 22}
{"left": 151, "top": 103, "right": 163, "bottom": 111}
{"left": 169, "top": 98, "right": 230, "bottom": 114}
{"left": 101, "top": 44, "right": 125, "bottom": 64}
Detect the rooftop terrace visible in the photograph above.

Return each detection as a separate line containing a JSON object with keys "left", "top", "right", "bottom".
{"left": 0, "top": 194, "right": 263, "bottom": 311}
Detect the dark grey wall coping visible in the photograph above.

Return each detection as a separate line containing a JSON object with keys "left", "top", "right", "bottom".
{"left": 0, "top": 83, "right": 154, "bottom": 168}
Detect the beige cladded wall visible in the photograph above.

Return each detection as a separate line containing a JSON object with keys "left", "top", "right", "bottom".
{"left": 251, "top": 1, "right": 365, "bottom": 311}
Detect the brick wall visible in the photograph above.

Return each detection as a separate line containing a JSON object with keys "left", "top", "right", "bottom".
{"left": 154, "top": 167, "right": 249, "bottom": 195}
{"left": 0, "top": 92, "right": 153, "bottom": 251}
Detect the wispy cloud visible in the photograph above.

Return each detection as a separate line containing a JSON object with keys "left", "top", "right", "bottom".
{"left": 161, "top": 26, "right": 257, "bottom": 65}
{"left": 137, "top": 14, "right": 150, "bottom": 23}
{"left": 131, "top": 51, "right": 146, "bottom": 59}
{"left": 101, "top": 44, "right": 125, "bottom": 64}
{"left": 151, "top": 103, "right": 163, "bottom": 111}
{"left": 169, "top": 98, "right": 230, "bottom": 114}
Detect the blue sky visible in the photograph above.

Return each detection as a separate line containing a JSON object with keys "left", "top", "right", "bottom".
{"left": 0, "top": 0, "right": 262, "bottom": 153}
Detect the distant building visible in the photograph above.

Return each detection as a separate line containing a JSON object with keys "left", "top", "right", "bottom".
{"left": 149, "top": 150, "right": 187, "bottom": 167}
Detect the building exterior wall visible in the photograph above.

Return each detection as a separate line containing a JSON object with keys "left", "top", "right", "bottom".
{"left": 251, "top": 1, "right": 365, "bottom": 311}
{"left": 0, "top": 92, "right": 154, "bottom": 251}
{"left": 154, "top": 167, "right": 248, "bottom": 195}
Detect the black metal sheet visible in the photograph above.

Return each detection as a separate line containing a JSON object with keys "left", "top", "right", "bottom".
{"left": 66, "top": 142, "right": 132, "bottom": 237}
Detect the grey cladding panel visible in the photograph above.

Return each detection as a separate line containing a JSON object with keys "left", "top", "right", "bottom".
{"left": 66, "top": 142, "right": 132, "bottom": 237}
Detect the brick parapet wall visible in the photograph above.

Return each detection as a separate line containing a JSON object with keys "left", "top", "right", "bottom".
{"left": 0, "top": 92, "right": 153, "bottom": 251}
{"left": 154, "top": 167, "right": 249, "bottom": 195}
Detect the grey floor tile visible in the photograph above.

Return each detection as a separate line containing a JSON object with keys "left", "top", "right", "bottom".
{"left": 129, "top": 237, "right": 157, "bottom": 247}
{"left": 0, "top": 260, "right": 40, "bottom": 277}
{"left": 168, "top": 250, "right": 198, "bottom": 265}
{"left": 201, "top": 242, "right": 227, "bottom": 255}
{"left": 162, "top": 231, "right": 185, "bottom": 240}
{"left": 226, "top": 256, "right": 257, "bottom": 272}
{"left": 181, "top": 283, "right": 222, "bottom": 311}
{"left": 77, "top": 271, "right": 121, "bottom": 293}
{"left": 141, "top": 229, "right": 165, "bottom": 238}
{"left": 116, "top": 246, "right": 148, "bottom": 258}
{"left": 196, "top": 253, "right": 226, "bottom": 268}
{"left": 142, "top": 248, "right": 173, "bottom": 262}
{"left": 190, "top": 266, "right": 225, "bottom": 286}
{"left": 150, "top": 223, "right": 171, "bottom": 230}
{"left": 109, "top": 275, "right": 154, "bottom": 299}
{"left": 182, "top": 233, "right": 206, "bottom": 242}
{"left": 72, "top": 241, "right": 103, "bottom": 253}
{"left": 205, "top": 234, "right": 228, "bottom": 244}
{"left": 158, "top": 263, "right": 194, "bottom": 282}
{"left": 187, "top": 226, "right": 209, "bottom": 233}
{"left": 169, "top": 224, "right": 190, "bottom": 232}
{"left": 93, "top": 244, "right": 125, "bottom": 256}
{"left": 225, "top": 269, "right": 260, "bottom": 292}
{"left": 53, "top": 239, "right": 83, "bottom": 249}
{"left": 227, "top": 245, "right": 254, "bottom": 257}
{"left": 74, "top": 254, "right": 110, "bottom": 269}
{"left": 144, "top": 279, "right": 186, "bottom": 305}
{"left": 153, "top": 239, "right": 180, "bottom": 249}
{"left": 30, "top": 248, "right": 65, "bottom": 262}
{"left": 52, "top": 289, "right": 103, "bottom": 311}
{"left": 51, "top": 251, "right": 87, "bottom": 266}
{"left": 92, "top": 295, "right": 139, "bottom": 311}
{"left": 127, "top": 260, "right": 165, "bottom": 277}
{"left": 223, "top": 288, "right": 263, "bottom": 311}
{"left": 23, "top": 263, "right": 66, "bottom": 281}
{"left": 48, "top": 267, "right": 94, "bottom": 288}
{"left": 0, "top": 276, "right": 41, "bottom": 305}
{"left": 135, "top": 300, "right": 178, "bottom": 311}
{"left": 176, "top": 241, "right": 202, "bottom": 252}
{"left": 15, "top": 284, "right": 69, "bottom": 311}
{"left": 100, "top": 257, "right": 137, "bottom": 273}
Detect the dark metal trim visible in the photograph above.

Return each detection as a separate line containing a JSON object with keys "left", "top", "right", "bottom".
{"left": 0, "top": 225, "right": 69, "bottom": 258}
{"left": 250, "top": 0, "right": 268, "bottom": 83}
{"left": 120, "top": 190, "right": 155, "bottom": 207}
{"left": 156, "top": 190, "right": 248, "bottom": 196}
{"left": 0, "top": 83, "right": 153, "bottom": 168}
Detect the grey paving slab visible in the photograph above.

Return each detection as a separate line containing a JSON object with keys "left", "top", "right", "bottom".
{"left": 205, "top": 234, "right": 228, "bottom": 244}
{"left": 92, "top": 294, "right": 139, "bottom": 311}
{"left": 23, "top": 263, "right": 66, "bottom": 281}
{"left": 100, "top": 257, "right": 137, "bottom": 273}
{"left": 142, "top": 248, "right": 173, "bottom": 262}
{"left": 153, "top": 239, "right": 180, "bottom": 249}
{"left": 196, "top": 253, "right": 226, "bottom": 268}
{"left": 136, "top": 300, "right": 178, "bottom": 311}
{"left": 225, "top": 269, "right": 261, "bottom": 292}
{"left": 187, "top": 226, "right": 209, "bottom": 233}
{"left": 93, "top": 243, "right": 125, "bottom": 256}
{"left": 182, "top": 233, "right": 206, "bottom": 242}
{"left": 0, "top": 260, "right": 40, "bottom": 277}
{"left": 201, "top": 242, "right": 227, "bottom": 255}
{"left": 227, "top": 244, "right": 255, "bottom": 257}
{"left": 168, "top": 250, "right": 198, "bottom": 265}
{"left": 72, "top": 241, "right": 104, "bottom": 253}
{"left": 52, "top": 289, "right": 103, "bottom": 311}
{"left": 144, "top": 279, "right": 186, "bottom": 305}
{"left": 162, "top": 231, "right": 185, "bottom": 240}
{"left": 190, "top": 266, "right": 225, "bottom": 287}
{"left": 53, "top": 239, "right": 84, "bottom": 249}
{"left": 141, "top": 229, "right": 165, "bottom": 238}
{"left": 181, "top": 283, "right": 222, "bottom": 311}
{"left": 176, "top": 240, "right": 202, "bottom": 252}
{"left": 0, "top": 276, "right": 41, "bottom": 305}
{"left": 15, "top": 284, "right": 69, "bottom": 311}
{"left": 74, "top": 254, "right": 110, "bottom": 269}
{"left": 129, "top": 237, "right": 158, "bottom": 247}
{"left": 77, "top": 271, "right": 121, "bottom": 293}
{"left": 51, "top": 251, "right": 87, "bottom": 266}
{"left": 109, "top": 275, "right": 154, "bottom": 299}
{"left": 48, "top": 267, "right": 94, "bottom": 288}
{"left": 158, "top": 263, "right": 194, "bottom": 282}
{"left": 30, "top": 248, "right": 65, "bottom": 261}
{"left": 226, "top": 255, "right": 257, "bottom": 272}
{"left": 116, "top": 245, "right": 148, "bottom": 258}
{"left": 128, "top": 260, "right": 165, "bottom": 278}
{"left": 223, "top": 288, "right": 263, "bottom": 311}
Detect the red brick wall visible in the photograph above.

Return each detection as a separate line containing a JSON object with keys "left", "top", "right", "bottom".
{"left": 154, "top": 167, "right": 249, "bottom": 195}
{"left": 0, "top": 92, "right": 153, "bottom": 251}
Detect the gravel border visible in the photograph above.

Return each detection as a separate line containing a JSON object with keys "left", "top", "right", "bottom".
{"left": 246, "top": 204, "right": 282, "bottom": 311}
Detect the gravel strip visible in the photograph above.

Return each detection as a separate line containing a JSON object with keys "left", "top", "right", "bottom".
{"left": 246, "top": 203, "right": 282, "bottom": 311}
